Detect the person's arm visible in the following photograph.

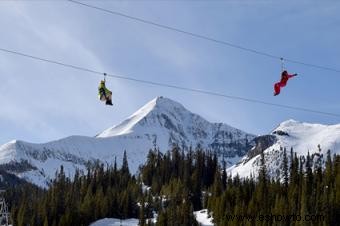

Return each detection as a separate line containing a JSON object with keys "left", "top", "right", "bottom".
{"left": 288, "top": 73, "right": 297, "bottom": 78}
{"left": 98, "top": 84, "right": 102, "bottom": 92}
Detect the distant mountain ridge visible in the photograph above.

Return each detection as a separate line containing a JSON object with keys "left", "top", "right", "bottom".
{"left": 0, "top": 97, "right": 255, "bottom": 187}
{"left": 229, "top": 119, "right": 340, "bottom": 179}
{"left": 3, "top": 97, "right": 339, "bottom": 187}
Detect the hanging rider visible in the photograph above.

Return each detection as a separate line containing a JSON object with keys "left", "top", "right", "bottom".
{"left": 98, "top": 80, "right": 113, "bottom": 105}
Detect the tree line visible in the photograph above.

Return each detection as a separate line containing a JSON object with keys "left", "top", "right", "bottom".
{"left": 5, "top": 146, "right": 340, "bottom": 226}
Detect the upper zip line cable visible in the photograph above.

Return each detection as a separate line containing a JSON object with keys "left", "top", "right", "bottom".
{"left": 67, "top": 0, "right": 340, "bottom": 74}
{"left": 1, "top": 47, "right": 340, "bottom": 118}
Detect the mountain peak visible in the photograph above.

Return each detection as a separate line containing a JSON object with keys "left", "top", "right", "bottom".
{"left": 96, "top": 97, "right": 189, "bottom": 138}
{"left": 273, "top": 119, "right": 329, "bottom": 136}
{"left": 148, "top": 96, "right": 186, "bottom": 111}
{"left": 280, "top": 119, "right": 299, "bottom": 126}
{"left": 272, "top": 119, "right": 299, "bottom": 133}
{"left": 130, "top": 96, "right": 187, "bottom": 117}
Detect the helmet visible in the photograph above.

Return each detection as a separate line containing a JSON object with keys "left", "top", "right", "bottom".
{"left": 100, "top": 80, "right": 105, "bottom": 84}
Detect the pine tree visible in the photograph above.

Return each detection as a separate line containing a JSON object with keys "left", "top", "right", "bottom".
{"left": 16, "top": 200, "right": 26, "bottom": 226}
{"left": 139, "top": 196, "right": 146, "bottom": 226}
{"left": 43, "top": 216, "right": 49, "bottom": 226}
{"left": 282, "top": 148, "right": 289, "bottom": 189}
{"left": 122, "top": 150, "right": 130, "bottom": 176}
{"left": 80, "top": 187, "right": 94, "bottom": 224}
{"left": 257, "top": 151, "right": 269, "bottom": 216}
{"left": 221, "top": 159, "right": 227, "bottom": 190}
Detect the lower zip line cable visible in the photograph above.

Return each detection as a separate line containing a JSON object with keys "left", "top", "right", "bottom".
{"left": 1, "top": 47, "right": 340, "bottom": 118}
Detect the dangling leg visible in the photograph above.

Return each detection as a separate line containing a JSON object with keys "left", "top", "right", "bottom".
{"left": 106, "top": 99, "right": 113, "bottom": 105}
{"left": 106, "top": 92, "right": 113, "bottom": 105}
{"left": 100, "top": 94, "right": 106, "bottom": 102}
{"left": 99, "top": 88, "right": 107, "bottom": 102}
{"left": 274, "top": 82, "right": 281, "bottom": 96}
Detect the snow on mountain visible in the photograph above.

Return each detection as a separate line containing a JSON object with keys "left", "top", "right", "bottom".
{"left": 229, "top": 119, "right": 340, "bottom": 179}
{"left": 0, "top": 96, "right": 255, "bottom": 187}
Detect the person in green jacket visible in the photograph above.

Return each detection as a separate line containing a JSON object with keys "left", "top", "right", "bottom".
{"left": 98, "top": 80, "right": 113, "bottom": 105}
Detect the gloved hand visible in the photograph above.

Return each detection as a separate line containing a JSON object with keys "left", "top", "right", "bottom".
{"left": 293, "top": 73, "right": 298, "bottom": 76}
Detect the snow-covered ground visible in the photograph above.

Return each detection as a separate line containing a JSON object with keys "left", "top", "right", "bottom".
{"left": 90, "top": 218, "right": 139, "bottom": 226}
{"left": 194, "top": 209, "right": 214, "bottom": 226}
{"left": 90, "top": 209, "right": 214, "bottom": 226}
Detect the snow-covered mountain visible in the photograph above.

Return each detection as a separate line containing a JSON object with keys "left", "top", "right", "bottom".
{"left": 0, "top": 96, "right": 255, "bottom": 187}
{"left": 229, "top": 119, "right": 340, "bottom": 179}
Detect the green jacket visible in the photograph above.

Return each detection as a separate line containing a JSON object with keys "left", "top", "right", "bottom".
{"left": 98, "top": 82, "right": 111, "bottom": 96}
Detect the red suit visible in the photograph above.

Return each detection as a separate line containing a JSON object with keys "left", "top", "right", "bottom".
{"left": 274, "top": 71, "right": 297, "bottom": 96}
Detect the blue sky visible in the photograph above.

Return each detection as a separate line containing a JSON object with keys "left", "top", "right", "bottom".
{"left": 1, "top": 0, "right": 340, "bottom": 145}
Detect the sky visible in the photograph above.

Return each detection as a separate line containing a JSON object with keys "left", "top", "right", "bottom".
{"left": 1, "top": 0, "right": 340, "bottom": 145}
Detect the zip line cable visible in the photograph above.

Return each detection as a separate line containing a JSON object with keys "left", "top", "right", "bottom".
{"left": 1, "top": 47, "right": 340, "bottom": 118}
{"left": 67, "top": 0, "right": 340, "bottom": 74}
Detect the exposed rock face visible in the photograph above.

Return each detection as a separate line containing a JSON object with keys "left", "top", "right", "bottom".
{"left": 245, "top": 135, "right": 277, "bottom": 162}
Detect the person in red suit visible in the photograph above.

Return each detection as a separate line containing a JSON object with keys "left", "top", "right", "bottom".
{"left": 274, "top": 70, "right": 297, "bottom": 96}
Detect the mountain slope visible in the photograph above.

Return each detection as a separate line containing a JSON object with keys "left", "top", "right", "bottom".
{"left": 229, "top": 119, "right": 340, "bottom": 179}
{"left": 0, "top": 97, "right": 255, "bottom": 187}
